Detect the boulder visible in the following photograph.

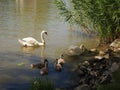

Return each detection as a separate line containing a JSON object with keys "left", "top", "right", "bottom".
{"left": 110, "top": 39, "right": 120, "bottom": 51}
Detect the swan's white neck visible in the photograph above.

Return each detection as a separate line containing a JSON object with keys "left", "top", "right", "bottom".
{"left": 41, "top": 31, "right": 45, "bottom": 43}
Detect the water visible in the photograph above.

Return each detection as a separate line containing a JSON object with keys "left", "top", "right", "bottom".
{"left": 0, "top": 0, "right": 98, "bottom": 89}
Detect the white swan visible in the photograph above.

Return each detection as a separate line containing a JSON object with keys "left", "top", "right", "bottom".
{"left": 18, "top": 30, "right": 47, "bottom": 47}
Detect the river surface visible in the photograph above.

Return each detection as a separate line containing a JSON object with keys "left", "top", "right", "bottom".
{"left": 0, "top": 0, "right": 98, "bottom": 90}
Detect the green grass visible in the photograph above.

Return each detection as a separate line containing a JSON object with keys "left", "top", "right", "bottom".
{"left": 30, "top": 77, "right": 55, "bottom": 90}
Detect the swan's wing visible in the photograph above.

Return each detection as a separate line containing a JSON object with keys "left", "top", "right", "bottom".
{"left": 22, "top": 37, "right": 39, "bottom": 45}
{"left": 18, "top": 39, "right": 34, "bottom": 46}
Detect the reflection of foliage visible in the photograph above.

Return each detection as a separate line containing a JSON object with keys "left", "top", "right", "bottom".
{"left": 31, "top": 77, "right": 55, "bottom": 90}
{"left": 54, "top": 0, "right": 120, "bottom": 43}
{"left": 17, "top": 62, "right": 25, "bottom": 66}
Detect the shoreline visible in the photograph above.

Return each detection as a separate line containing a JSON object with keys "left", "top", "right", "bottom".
{"left": 62, "top": 42, "right": 120, "bottom": 90}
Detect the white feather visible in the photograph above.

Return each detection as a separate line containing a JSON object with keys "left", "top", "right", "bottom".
{"left": 18, "top": 30, "right": 47, "bottom": 47}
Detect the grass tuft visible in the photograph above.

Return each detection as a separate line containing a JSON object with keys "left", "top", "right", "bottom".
{"left": 30, "top": 77, "right": 55, "bottom": 90}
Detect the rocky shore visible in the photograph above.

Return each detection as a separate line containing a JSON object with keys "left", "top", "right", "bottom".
{"left": 63, "top": 39, "right": 120, "bottom": 90}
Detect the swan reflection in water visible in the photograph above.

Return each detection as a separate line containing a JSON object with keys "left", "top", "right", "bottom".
{"left": 21, "top": 45, "right": 46, "bottom": 58}
{"left": 21, "top": 46, "right": 39, "bottom": 54}
{"left": 40, "top": 46, "right": 46, "bottom": 58}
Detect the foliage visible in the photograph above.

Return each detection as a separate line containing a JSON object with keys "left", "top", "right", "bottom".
{"left": 30, "top": 77, "right": 55, "bottom": 90}
{"left": 54, "top": 0, "right": 120, "bottom": 43}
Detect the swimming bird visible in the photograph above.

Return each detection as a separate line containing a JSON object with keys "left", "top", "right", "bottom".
{"left": 65, "top": 44, "right": 86, "bottom": 56}
{"left": 54, "top": 59, "right": 62, "bottom": 72}
{"left": 18, "top": 30, "right": 47, "bottom": 47}
{"left": 40, "top": 59, "right": 48, "bottom": 75}
{"left": 57, "top": 54, "right": 65, "bottom": 65}
{"left": 30, "top": 59, "right": 47, "bottom": 69}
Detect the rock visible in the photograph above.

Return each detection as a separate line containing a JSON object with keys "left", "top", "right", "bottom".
{"left": 110, "top": 39, "right": 120, "bottom": 51}
{"left": 79, "top": 66, "right": 88, "bottom": 73}
{"left": 76, "top": 69, "right": 85, "bottom": 77}
{"left": 99, "top": 50, "right": 105, "bottom": 55}
{"left": 113, "top": 48, "right": 120, "bottom": 52}
{"left": 89, "top": 71, "right": 98, "bottom": 77}
{"left": 79, "top": 78, "right": 86, "bottom": 84}
{"left": 103, "top": 54, "right": 109, "bottom": 59}
{"left": 94, "top": 55, "right": 104, "bottom": 60}
{"left": 74, "top": 84, "right": 90, "bottom": 90}
{"left": 83, "top": 61, "right": 90, "bottom": 66}
{"left": 70, "top": 43, "right": 120, "bottom": 90}
{"left": 94, "top": 54, "right": 109, "bottom": 60}
{"left": 99, "top": 71, "right": 112, "bottom": 84}
{"left": 118, "top": 48, "right": 120, "bottom": 50}
{"left": 90, "top": 48, "right": 97, "bottom": 52}
{"left": 110, "top": 62, "right": 119, "bottom": 72}
{"left": 104, "top": 48, "right": 113, "bottom": 56}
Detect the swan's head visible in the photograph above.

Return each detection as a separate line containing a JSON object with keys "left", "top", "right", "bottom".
{"left": 41, "top": 30, "right": 48, "bottom": 35}
{"left": 41, "top": 31, "right": 48, "bottom": 44}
